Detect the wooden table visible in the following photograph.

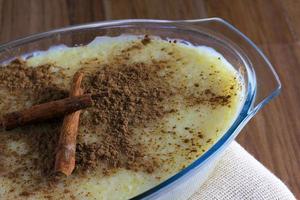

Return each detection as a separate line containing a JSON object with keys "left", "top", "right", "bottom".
{"left": 0, "top": 0, "right": 299, "bottom": 198}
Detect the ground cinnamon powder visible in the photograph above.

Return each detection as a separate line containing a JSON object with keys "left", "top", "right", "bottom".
{"left": 0, "top": 37, "right": 237, "bottom": 198}
{"left": 0, "top": 57, "right": 190, "bottom": 197}
{"left": 0, "top": 58, "right": 68, "bottom": 104}
{"left": 0, "top": 55, "right": 175, "bottom": 183}
{"left": 77, "top": 62, "right": 173, "bottom": 174}
{"left": 0, "top": 59, "right": 69, "bottom": 197}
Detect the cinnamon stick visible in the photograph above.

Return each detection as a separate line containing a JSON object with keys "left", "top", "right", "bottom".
{"left": 55, "top": 72, "right": 84, "bottom": 176}
{"left": 1, "top": 94, "right": 92, "bottom": 130}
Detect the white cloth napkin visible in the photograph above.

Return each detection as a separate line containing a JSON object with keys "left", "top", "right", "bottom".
{"left": 189, "top": 141, "right": 296, "bottom": 200}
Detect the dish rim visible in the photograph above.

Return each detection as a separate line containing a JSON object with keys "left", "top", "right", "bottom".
{"left": 0, "top": 18, "right": 281, "bottom": 199}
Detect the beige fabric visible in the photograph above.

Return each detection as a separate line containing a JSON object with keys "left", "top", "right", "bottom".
{"left": 189, "top": 141, "right": 296, "bottom": 200}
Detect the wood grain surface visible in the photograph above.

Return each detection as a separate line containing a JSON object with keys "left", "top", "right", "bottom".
{"left": 0, "top": 0, "right": 299, "bottom": 198}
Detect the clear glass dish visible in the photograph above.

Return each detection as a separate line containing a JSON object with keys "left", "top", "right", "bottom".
{"left": 0, "top": 18, "right": 281, "bottom": 200}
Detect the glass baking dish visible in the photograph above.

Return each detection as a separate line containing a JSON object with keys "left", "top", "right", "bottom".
{"left": 0, "top": 18, "right": 281, "bottom": 200}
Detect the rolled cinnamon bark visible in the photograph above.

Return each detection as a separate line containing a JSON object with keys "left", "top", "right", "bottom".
{"left": 55, "top": 72, "right": 84, "bottom": 176}
{"left": 1, "top": 94, "right": 92, "bottom": 130}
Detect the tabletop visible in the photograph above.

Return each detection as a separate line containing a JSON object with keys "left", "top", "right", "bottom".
{"left": 0, "top": 0, "right": 299, "bottom": 198}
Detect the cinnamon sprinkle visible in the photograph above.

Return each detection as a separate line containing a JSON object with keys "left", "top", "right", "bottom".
{"left": 77, "top": 62, "right": 173, "bottom": 174}
{"left": 0, "top": 40, "right": 237, "bottom": 198}
{"left": 0, "top": 58, "right": 68, "bottom": 104}
{"left": 141, "top": 35, "right": 151, "bottom": 45}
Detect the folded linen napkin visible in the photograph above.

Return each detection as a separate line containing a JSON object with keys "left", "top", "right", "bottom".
{"left": 189, "top": 141, "right": 296, "bottom": 200}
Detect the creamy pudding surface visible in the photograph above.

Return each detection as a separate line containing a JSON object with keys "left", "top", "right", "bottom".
{"left": 0, "top": 35, "right": 244, "bottom": 199}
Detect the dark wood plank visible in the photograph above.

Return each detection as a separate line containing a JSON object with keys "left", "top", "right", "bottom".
{"left": 103, "top": 0, "right": 207, "bottom": 20}
{"left": 204, "top": 0, "right": 295, "bottom": 45}
{"left": 0, "top": 0, "right": 106, "bottom": 44}
{"left": 65, "top": 0, "right": 104, "bottom": 24}
{"left": 1, "top": 0, "right": 66, "bottom": 43}
{"left": 0, "top": 0, "right": 299, "bottom": 198}
{"left": 279, "top": 0, "right": 300, "bottom": 42}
